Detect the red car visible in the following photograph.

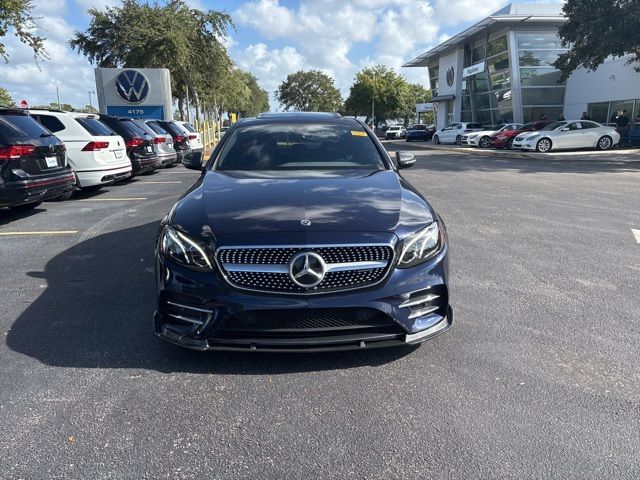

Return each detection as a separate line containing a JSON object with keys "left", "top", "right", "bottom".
{"left": 490, "top": 121, "right": 551, "bottom": 149}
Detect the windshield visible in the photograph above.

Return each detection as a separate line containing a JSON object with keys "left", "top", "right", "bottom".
{"left": 541, "top": 122, "right": 566, "bottom": 131}
{"left": 215, "top": 122, "right": 386, "bottom": 171}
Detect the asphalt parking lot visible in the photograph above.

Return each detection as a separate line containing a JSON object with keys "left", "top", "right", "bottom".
{"left": 2, "top": 148, "right": 640, "bottom": 479}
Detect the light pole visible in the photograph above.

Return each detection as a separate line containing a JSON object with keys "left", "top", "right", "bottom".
{"left": 88, "top": 90, "right": 95, "bottom": 112}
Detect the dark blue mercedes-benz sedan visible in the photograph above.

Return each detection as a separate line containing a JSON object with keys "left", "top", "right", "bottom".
{"left": 154, "top": 112, "right": 452, "bottom": 351}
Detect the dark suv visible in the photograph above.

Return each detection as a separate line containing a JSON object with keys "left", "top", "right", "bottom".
{"left": 0, "top": 108, "right": 76, "bottom": 210}
{"left": 147, "top": 120, "right": 193, "bottom": 166}
{"left": 98, "top": 115, "right": 160, "bottom": 174}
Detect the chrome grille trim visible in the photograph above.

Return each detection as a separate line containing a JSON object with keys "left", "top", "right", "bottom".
{"left": 221, "top": 260, "right": 388, "bottom": 273}
{"left": 399, "top": 293, "right": 440, "bottom": 308}
{"left": 215, "top": 243, "right": 396, "bottom": 295}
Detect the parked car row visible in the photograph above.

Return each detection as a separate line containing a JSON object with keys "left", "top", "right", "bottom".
{"left": 0, "top": 107, "right": 204, "bottom": 210}
{"left": 426, "top": 119, "right": 621, "bottom": 152}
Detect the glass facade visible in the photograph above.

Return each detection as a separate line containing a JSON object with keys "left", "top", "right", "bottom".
{"left": 516, "top": 33, "right": 568, "bottom": 122}
{"left": 587, "top": 99, "right": 640, "bottom": 125}
{"left": 428, "top": 65, "right": 439, "bottom": 98}
{"left": 461, "top": 34, "right": 513, "bottom": 125}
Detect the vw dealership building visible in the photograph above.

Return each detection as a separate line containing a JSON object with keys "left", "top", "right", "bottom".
{"left": 404, "top": 3, "right": 640, "bottom": 127}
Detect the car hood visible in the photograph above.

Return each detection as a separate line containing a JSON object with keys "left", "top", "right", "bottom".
{"left": 170, "top": 169, "right": 434, "bottom": 237}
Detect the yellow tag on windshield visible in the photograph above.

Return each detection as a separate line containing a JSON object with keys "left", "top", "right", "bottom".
{"left": 351, "top": 130, "right": 367, "bottom": 137}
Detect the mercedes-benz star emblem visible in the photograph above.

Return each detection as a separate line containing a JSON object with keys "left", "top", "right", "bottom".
{"left": 115, "top": 69, "right": 150, "bottom": 103}
{"left": 289, "top": 252, "right": 326, "bottom": 289}
{"left": 300, "top": 219, "right": 311, "bottom": 226}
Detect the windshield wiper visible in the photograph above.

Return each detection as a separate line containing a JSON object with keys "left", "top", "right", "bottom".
{"left": 40, "top": 132, "right": 54, "bottom": 137}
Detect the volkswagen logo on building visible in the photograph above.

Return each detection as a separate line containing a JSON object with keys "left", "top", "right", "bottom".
{"left": 288, "top": 252, "right": 326, "bottom": 288}
{"left": 446, "top": 66, "right": 455, "bottom": 87}
{"left": 115, "top": 69, "right": 150, "bottom": 103}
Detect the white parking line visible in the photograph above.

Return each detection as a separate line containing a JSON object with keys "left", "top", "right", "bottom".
{"left": 78, "top": 197, "right": 147, "bottom": 202}
{"left": 0, "top": 231, "right": 78, "bottom": 236}
{"left": 632, "top": 229, "right": 640, "bottom": 243}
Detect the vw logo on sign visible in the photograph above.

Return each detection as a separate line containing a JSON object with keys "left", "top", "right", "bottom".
{"left": 288, "top": 252, "right": 326, "bottom": 289}
{"left": 446, "top": 66, "right": 455, "bottom": 87}
{"left": 115, "top": 69, "right": 150, "bottom": 103}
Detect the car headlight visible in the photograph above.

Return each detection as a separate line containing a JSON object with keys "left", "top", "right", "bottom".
{"left": 467, "top": 134, "right": 478, "bottom": 139}
{"left": 160, "top": 226, "right": 213, "bottom": 271}
{"left": 398, "top": 222, "right": 442, "bottom": 268}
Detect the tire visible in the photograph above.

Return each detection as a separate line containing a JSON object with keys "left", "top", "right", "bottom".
{"left": 9, "top": 201, "right": 42, "bottom": 211}
{"left": 535, "top": 138, "right": 552, "bottom": 153}
{"left": 596, "top": 135, "right": 612, "bottom": 151}
{"left": 507, "top": 138, "right": 515, "bottom": 150}
{"left": 455, "top": 135, "right": 462, "bottom": 146}
{"left": 433, "top": 135, "right": 440, "bottom": 145}
{"left": 479, "top": 136, "right": 491, "bottom": 148}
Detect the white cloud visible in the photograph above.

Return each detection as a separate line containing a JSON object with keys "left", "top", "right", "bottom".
{"left": 232, "top": 0, "right": 509, "bottom": 103}
{"left": 0, "top": 9, "right": 95, "bottom": 108}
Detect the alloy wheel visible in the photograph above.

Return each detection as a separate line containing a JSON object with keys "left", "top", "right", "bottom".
{"left": 597, "top": 136, "right": 612, "bottom": 150}
{"left": 479, "top": 136, "right": 491, "bottom": 148}
{"left": 536, "top": 138, "right": 551, "bottom": 152}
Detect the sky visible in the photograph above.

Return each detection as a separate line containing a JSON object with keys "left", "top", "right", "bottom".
{"left": 0, "top": 0, "right": 545, "bottom": 109}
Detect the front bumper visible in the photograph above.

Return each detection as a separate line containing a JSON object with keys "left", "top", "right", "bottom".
{"left": 154, "top": 238, "right": 451, "bottom": 352}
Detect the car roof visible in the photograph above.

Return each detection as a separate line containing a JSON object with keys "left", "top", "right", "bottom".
{"left": 238, "top": 112, "right": 362, "bottom": 128}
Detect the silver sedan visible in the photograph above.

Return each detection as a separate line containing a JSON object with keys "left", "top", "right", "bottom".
{"left": 512, "top": 120, "right": 620, "bottom": 152}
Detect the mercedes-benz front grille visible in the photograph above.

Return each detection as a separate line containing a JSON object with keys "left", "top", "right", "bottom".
{"left": 216, "top": 245, "right": 394, "bottom": 294}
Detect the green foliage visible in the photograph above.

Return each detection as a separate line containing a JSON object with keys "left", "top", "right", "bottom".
{"left": 275, "top": 70, "right": 342, "bottom": 112}
{"left": 0, "top": 0, "right": 47, "bottom": 62}
{"left": 344, "top": 65, "right": 430, "bottom": 126}
{"left": 0, "top": 86, "right": 15, "bottom": 107}
{"left": 554, "top": 0, "right": 640, "bottom": 79}
{"left": 70, "top": 0, "right": 245, "bottom": 119}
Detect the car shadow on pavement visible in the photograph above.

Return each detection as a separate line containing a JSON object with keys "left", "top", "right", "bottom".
{"left": 6, "top": 221, "right": 417, "bottom": 374}
{"left": 0, "top": 206, "right": 48, "bottom": 226}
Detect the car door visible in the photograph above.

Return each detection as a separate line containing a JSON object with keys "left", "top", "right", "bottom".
{"left": 554, "top": 122, "right": 583, "bottom": 149}
{"left": 579, "top": 121, "right": 601, "bottom": 147}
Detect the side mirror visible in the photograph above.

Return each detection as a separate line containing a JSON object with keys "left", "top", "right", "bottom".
{"left": 395, "top": 151, "right": 416, "bottom": 169}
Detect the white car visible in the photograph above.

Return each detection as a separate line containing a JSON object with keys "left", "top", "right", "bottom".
{"left": 512, "top": 120, "right": 620, "bottom": 152}
{"left": 176, "top": 121, "right": 204, "bottom": 165}
{"left": 384, "top": 125, "right": 407, "bottom": 139}
{"left": 29, "top": 110, "right": 131, "bottom": 193}
{"left": 462, "top": 123, "right": 523, "bottom": 148}
{"left": 433, "top": 122, "right": 483, "bottom": 145}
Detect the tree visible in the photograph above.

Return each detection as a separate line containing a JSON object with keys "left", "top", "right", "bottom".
{"left": 399, "top": 83, "right": 432, "bottom": 126}
{"left": 0, "top": 86, "right": 15, "bottom": 107}
{"left": 275, "top": 70, "right": 342, "bottom": 112}
{"left": 343, "top": 65, "right": 410, "bottom": 127}
{"left": 0, "top": 0, "right": 47, "bottom": 62}
{"left": 70, "top": 0, "right": 234, "bottom": 120}
{"left": 554, "top": 0, "right": 640, "bottom": 79}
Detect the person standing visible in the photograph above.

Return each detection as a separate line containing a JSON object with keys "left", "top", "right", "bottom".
{"left": 580, "top": 112, "right": 591, "bottom": 120}
{"left": 558, "top": 113, "right": 566, "bottom": 121}
{"left": 616, "top": 110, "right": 630, "bottom": 147}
